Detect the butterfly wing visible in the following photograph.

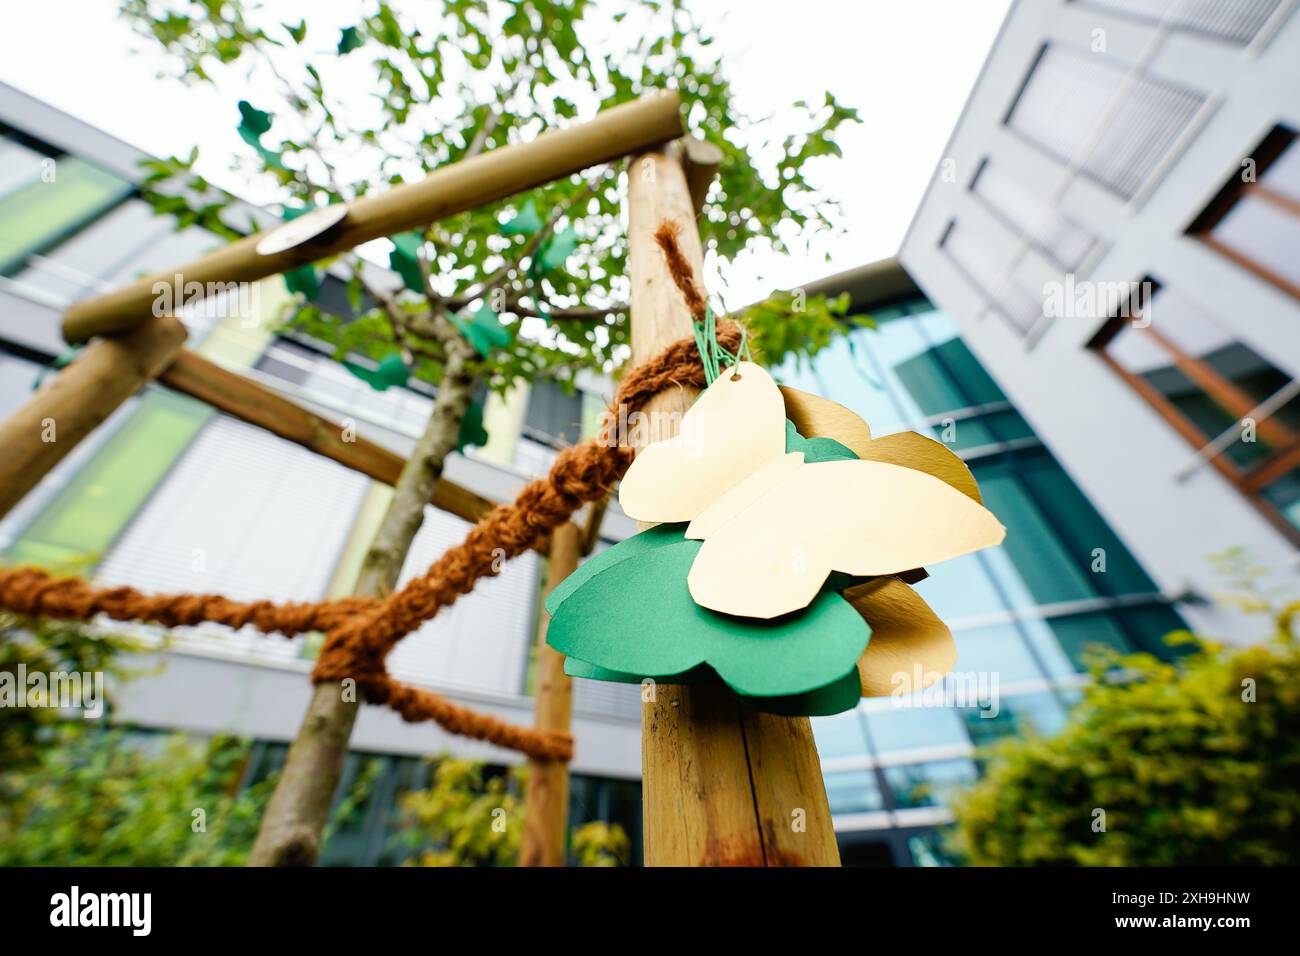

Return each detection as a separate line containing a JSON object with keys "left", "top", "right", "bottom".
{"left": 687, "top": 458, "right": 1006, "bottom": 619}
{"left": 618, "top": 360, "right": 786, "bottom": 523}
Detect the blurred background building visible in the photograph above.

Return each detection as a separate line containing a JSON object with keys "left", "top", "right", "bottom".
{"left": 3, "top": 0, "right": 1296, "bottom": 866}
{"left": 901, "top": 0, "right": 1300, "bottom": 640}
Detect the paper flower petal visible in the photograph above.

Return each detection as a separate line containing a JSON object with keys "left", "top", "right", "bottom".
{"left": 843, "top": 577, "right": 956, "bottom": 697}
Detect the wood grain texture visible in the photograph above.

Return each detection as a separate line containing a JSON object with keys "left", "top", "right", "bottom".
{"left": 521, "top": 522, "right": 581, "bottom": 867}
{"left": 627, "top": 143, "right": 840, "bottom": 868}
{"left": 63, "top": 93, "right": 684, "bottom": 342}
{"left": 0, "top": 314, "right": 187, "bottom": 520}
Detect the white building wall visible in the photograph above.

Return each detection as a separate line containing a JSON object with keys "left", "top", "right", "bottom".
{"left": 901, "top": 0, "right": 1300, "bottom": 636}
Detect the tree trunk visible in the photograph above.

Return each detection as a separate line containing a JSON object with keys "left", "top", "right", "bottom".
{"left": 247, "top": 334, "right": 476, "bottom": 867}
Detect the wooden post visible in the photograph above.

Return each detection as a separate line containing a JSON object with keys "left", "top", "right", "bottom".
{"left": 520, "top": 521, "right": 581, "bottom": 867}
{"left": 626, "top": 143, "right": 841, "bottom": 867}
{"left": 62, "top": 93, "right": 685, "bottom": 343}
{"left": 0, "top": 315, "right": 187, "bottom": 520}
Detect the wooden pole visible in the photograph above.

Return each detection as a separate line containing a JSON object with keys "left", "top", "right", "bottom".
{"left": 0, "top": 315, "right": 187, "bottom": 520}
{"left": 520, "top": 521, "right": 581, "bottom": 867}
{"left": 62, "top": 93, "right": 685, "bottom": 343}
{"left": 626, "top": 143, "right": 841, "bottom": 867}
{"left": 158, "top": 349, "right": 500, "bottom": 528}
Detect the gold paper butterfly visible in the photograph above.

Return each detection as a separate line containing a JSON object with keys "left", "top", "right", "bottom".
{"left": 618, "top": 361, "right": 1007, "bottom": 621}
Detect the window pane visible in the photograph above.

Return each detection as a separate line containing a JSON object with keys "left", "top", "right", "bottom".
{"left": 524, "top": 378, "right": 583, "bottom": 445}
{"left": 0, "top": 157, "right": 133, "bottom": 274}
{"left": 911, "top": 552, "right": 1009, "bottom": 622}
{"left": 824, "top": 770, "right": 885, "bottom": 815}
{"left": 1261, "top": 465, "right": 1300, "bottom": 532}
{"left": 962, "top": 690, "right": 1068, "bottom": 746}
{"left": 941, "top": 221, "right": 1043, "bottom": 333}
{"left": 883, "top": 759, "right": 979, "bottom": 809}
{"left": 0, "top": 137, "right": 47, "bottom": 199}
{"left": 865, "top": 705, "right": 970, "bottom": 756}
{"left": 812, "top": 709, "right": 869, "bottom": 760}
{"left": 1021, "top": 611, "right": 1137, "bottom": 676}
{"left": 971, "top": 159, "right": 1097, "bottom": 268}
{"left": 1210, "top": 192, "right": 1300, "bottom": 295}
{"left": 976, "top": 461, "right": 1101, "bottom": 605}
{"left": 1263, "top": 139, "right": 1300, "bottom": 204}
{"left": 1007, "top": 45, "right": 1205, "bottom": 199}
{"left": 952, "top": 621, "right": 1053, "bottom": 684}
{"left": 5, "top": 390, "right": 211, "bottom": 572}
{"left": 1075, "top": 0, "right": 1284, "bottom": 45}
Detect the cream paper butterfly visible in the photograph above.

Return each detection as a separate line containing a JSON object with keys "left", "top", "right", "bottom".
{"left": 618, "top": 360, "right": 1007, "bottom": 620}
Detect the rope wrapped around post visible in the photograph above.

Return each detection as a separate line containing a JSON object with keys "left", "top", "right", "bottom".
{"left": 0, "top": 285, "right": 739, "bottom": 763}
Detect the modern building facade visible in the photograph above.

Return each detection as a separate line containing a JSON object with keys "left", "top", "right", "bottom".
{"left": 787, "top": 263, "right": 1186, "bottom": 866}
{"left": 900, "top": 0, "right": 1300, "bottom": 644}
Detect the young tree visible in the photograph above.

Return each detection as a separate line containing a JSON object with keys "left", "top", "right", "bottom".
{"left": 120, "top": 0, "right": 861, "bottom": 865}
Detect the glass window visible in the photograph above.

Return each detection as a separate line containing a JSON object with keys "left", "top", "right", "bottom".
{"left": 812, "top": 708, "right": 870, "bottom": 760}
{"left": 864, "top": 705, "right": 970, "bottom": 756}
{"left": 8, "top": 199, "right": 169, "bottom": 307}
{"left": 1094, "top": 279, "right": 1300, "bottom": 536}
{"left": 1073, "top": 0, "right": 1284, "bottom": 45}
{"left": 883, "top": 759, "right": 979, "bottom": 809}
{"left": 951, "top": 621, "right": 1053, "bottom": 684}
{"left": 961, "top": 690, "right": 1068, "bottom": 747}
{"left": 910, "top": 552, "right": 1009, "bottom": 623}
{"left": 907, "top": 829, "right": 961, "bottom": 866}
{"left": 0, "top": 136, "right": 47, "bottom": 199}
{"left": 1006, "top": 45, "right": 1206, "bottom": 200}
{"left": 1020, "top": 610, "right": 1137, "bottom": 676}
{"left": 0, "top": 156, "right": 133, "bottom": 275}
{"left": 4, "top": 390, "right": 212, "bottom": 573}
{"left": 970, "top": 158, "right": 1097, "bottom": 269}
{"left": 524, "top": 378, "right": 583, "bottom": 445}
{"left": 1207, "top": 192, "right": 1300, "bottom": 296}
{"left": 1192, "top": 126, "right": 1300, "bottom": 301}
{"left": 940, "top": 220, "right": 1044, "bottom": 334}
{"left": 824, "top": 770, "right": 885, "bottom": 816}
{"left": 976, "top": 461, "right": 1102, "bottom": 606}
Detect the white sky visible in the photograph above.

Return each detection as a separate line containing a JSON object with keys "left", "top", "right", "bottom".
{"left": 0, "top": 0, "right": 1010, "bottom": 306}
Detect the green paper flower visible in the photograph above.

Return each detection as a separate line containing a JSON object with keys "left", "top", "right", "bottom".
{"left": 545, "top": 522, "right": 869, "bottom": 700}
{"left": 544, "top": 419, "right": 873, "bottom": 714}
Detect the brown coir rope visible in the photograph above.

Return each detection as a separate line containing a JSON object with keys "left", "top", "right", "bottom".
{"left": 0, "top": 224, "right": 731, "bottom": 763}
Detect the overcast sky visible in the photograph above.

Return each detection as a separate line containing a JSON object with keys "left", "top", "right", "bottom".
{"left": 0, "top": 0, "right": 1011, "bottom": 306}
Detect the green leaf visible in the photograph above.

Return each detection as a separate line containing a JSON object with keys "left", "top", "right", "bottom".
{"left": 452, "top": 302, "right": 514, "bottom": 358}
{"left": 283, "top": 265, "right": 320, "bottom": 301}
{"left": 388, "top": 231, "right": 425, "bottom": 294}
{"left": 500, "top": 198, "right": 543, "bottom": 236}
{"left": 344, "top": 352, "right": 409, "bottom": 392}
{"left": 337, "top": 25, "right": 364, "bottom": 55}
{"left": 456, "top": 399, "right": 489, "bottom": 452}
{"left": 539, "top": 226, "right": 579, "bottom": 272}
{"left": 284, "top": 20, "right": 307, "bottom": 43}
{"left": 236, "top": 100, "right": 272, "bottom": 137}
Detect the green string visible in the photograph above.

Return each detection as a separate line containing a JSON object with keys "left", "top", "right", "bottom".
{"left": 692, "top": 304, "right": 752, "bottom": 385}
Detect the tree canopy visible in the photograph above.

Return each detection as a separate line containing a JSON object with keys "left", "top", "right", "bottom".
{"left": 122, "top": 0, "right": 863, "bottom": 397}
